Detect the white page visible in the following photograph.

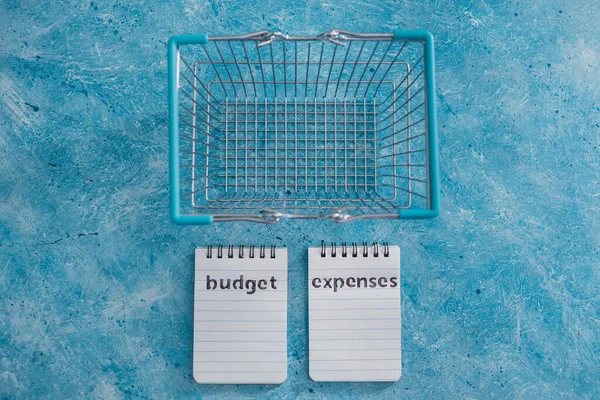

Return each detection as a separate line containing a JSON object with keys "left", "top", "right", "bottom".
{"left": 193, "top": 247, "right": 288, "bottom": 384}
{"left": 308, "top": 245, "right": 401, "bottom": 382}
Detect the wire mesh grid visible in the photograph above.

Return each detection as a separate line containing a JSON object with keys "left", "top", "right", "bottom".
{"left": 169, "top": 30, "right": 439, "bottom": 223}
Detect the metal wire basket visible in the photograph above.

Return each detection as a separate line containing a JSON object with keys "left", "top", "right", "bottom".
{"left": 168, "top": 30, "right": 439, "bottom": 224}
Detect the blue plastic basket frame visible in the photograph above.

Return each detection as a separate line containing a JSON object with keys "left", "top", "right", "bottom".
{"left": 168, "top": 30, "right": 439, "bottom": 225}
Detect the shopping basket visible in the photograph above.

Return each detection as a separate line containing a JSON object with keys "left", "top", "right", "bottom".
{"left": 168, "top": 30, "right": 439, "bottom": 224}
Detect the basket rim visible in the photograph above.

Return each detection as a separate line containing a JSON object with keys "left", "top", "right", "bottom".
{"left": 167, "top": 30, "right": 439, "bottom": 224}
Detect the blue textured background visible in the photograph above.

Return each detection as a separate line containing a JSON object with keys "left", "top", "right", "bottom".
{"left": 1, "top": 1, "right": 600, "bottom": 398}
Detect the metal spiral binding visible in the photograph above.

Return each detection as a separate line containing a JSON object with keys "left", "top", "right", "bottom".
{"left": 320, "top": 242, "right": 390, "bottom": 257}
{"left": 206, "top": 245, "right": 278, "bottom": 259}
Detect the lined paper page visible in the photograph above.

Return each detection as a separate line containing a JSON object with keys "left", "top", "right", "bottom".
{"left": 308, "top": 246, "right": 401, "bottom": 382}
{"left": 193, "top": 247, "right": 288, "bottom": 384}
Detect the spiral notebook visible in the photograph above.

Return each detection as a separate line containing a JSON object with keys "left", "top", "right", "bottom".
{"left": 193, "top": 245, "right": 288, "bottom": 384}
{"left": 308, "top": 242, "right": 401, "bottom": 382}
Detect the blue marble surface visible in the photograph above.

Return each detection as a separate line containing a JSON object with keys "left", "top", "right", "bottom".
{"left": 1, "top": 0, "right": 600, "bottom": 398}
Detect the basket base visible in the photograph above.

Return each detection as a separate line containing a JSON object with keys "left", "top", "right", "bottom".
{"left": 204, "top": 98, "right": 385, "bottom": 204}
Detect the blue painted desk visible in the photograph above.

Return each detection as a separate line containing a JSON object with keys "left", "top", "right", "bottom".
{"left": 1, "top": 0, "right": 599, "bottom": 398}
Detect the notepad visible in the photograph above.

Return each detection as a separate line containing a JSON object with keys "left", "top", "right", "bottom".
{"left": 193, "top": 246, "right": 288, "bottom": 384}
{"left": 308, "top": 244, "right": 401, "bottom": 382}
